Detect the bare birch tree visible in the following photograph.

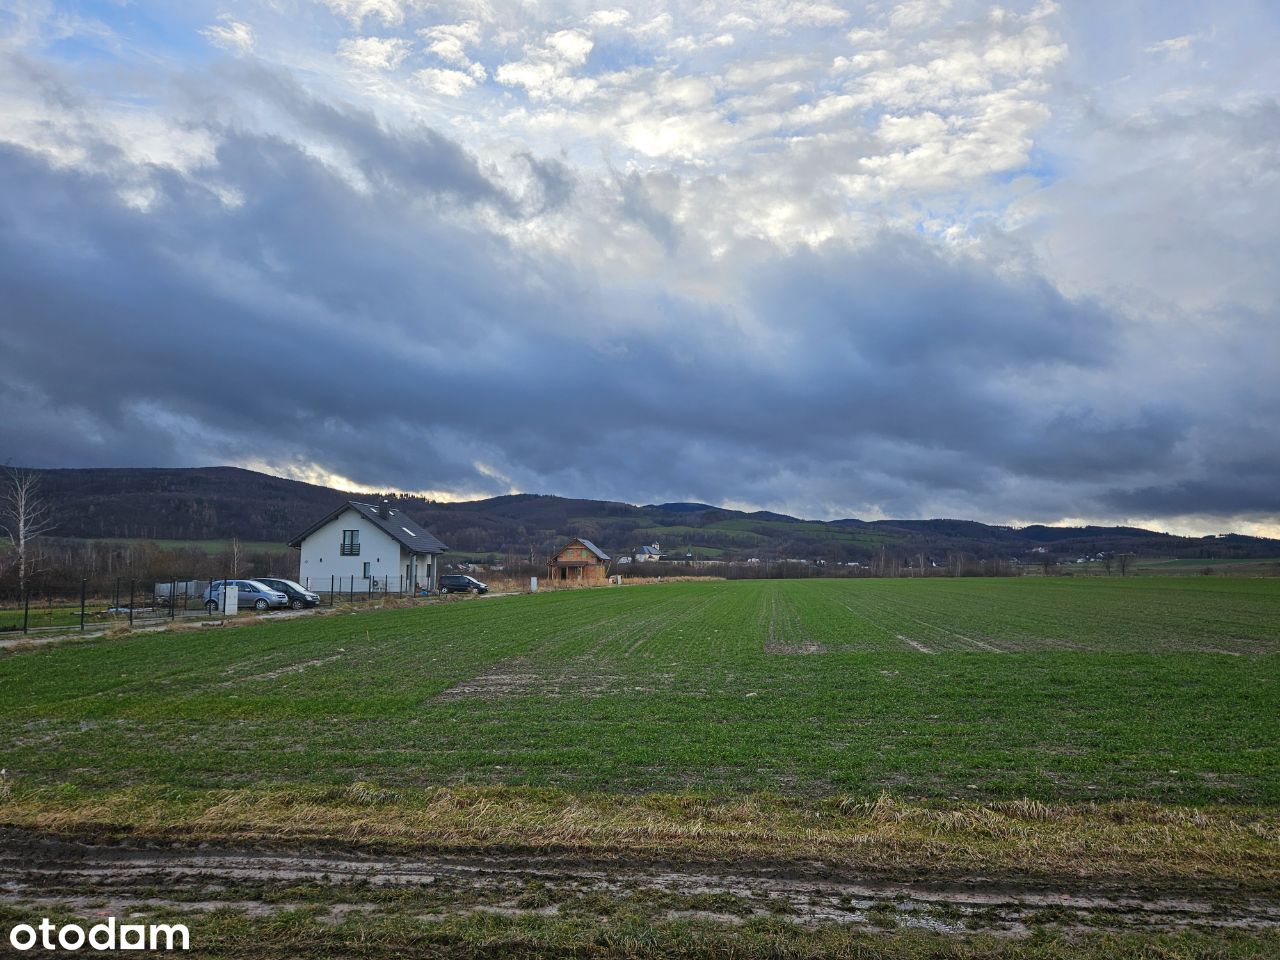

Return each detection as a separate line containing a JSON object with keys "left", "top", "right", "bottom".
{"left": 0, "top": 468, "right": 57, "bottom": 596}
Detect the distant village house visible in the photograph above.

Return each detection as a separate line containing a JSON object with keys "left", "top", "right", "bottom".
{"left": 634, "top": 542, "right": 663, "bottom": 562}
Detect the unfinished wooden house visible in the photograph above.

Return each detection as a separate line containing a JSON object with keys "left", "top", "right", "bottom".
{"left": 548, "top": 538, "right": 611, "bottom": 583}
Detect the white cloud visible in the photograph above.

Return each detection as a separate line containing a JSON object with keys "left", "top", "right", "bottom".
{"left": 724, "top": 55, "right": 814, "bottom": 88}
{"left": 833, "top": 50, "right": 894, "bottom": 72}
{"left": 771, "top": 2, "right": 850, "bottom": 28}
{"left": 888, "top": 0, "right": 952, "bottom": 31}
{"left": 706, "top": 2, "right": 848, "bottom": 32}
{"left": 338, "top": 36, "right": 411, "bottom": 70}
{"left": 414, "top": 66, "right": 478, "bottom": 96}
{"left": 545, "top": 29, "right": 594, "bottom": 67}
{"left": 320, "top": 0, "right": 405, "bottom": 28}
{"left": 1145, "top": 35, "right": 1197, "bottom": 59}
{"left": 200, "top": 15, "right": 254, "bottom": 54}
{"left": 629, "top": 12, "right": 673, "bottom": 38}
{"left": 420, "top": 21, "right": 482, "bottom": 66}
{"left": 495, "top": 29, "right": 597, "bottom": 101}
{"left": 877, "top": 111, "right": 949, "bottom": 145}
{"left": 669, "top": 32, "right": 736, "bottom": 54}
{"left": 585, "top": 9, "right": 630, "bottom": 29}
{"left": 846, "top": 27, "right": 888, "bottom": 46}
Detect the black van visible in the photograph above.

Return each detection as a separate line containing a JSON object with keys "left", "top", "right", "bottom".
{"left": 438, "top": 575, "right": 488, "bottom": 595}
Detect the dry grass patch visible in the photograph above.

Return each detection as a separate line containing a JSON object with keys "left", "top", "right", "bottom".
{"left": 3, "top": 786, "right": 1275, "bottom": 894}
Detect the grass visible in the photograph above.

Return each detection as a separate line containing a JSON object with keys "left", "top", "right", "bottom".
{"left": 4, "top": 784, "right": 1276, "bottom": 892}
{"left": 0, "top": 597, "right": 208, "bottom": 632}
{"left": 2, "top": 900, "right": 1274, "bottom": 960}
{"left": 1134, "top": 557, "right": 1280, "bottom": 576}
{"left": 0, "top": 605, "right": 87, "bottom": 630}
{"left": 0, "top": 578, "right": 1277, "bottom": 802}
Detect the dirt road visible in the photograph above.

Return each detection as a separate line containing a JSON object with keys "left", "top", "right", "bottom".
{"left": 3, "top": 832, "right": 1277, "bottom": 938}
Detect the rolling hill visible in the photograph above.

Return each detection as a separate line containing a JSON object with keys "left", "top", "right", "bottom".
{"left": 17, "top": 466, "right": 1280, "bottom": 564}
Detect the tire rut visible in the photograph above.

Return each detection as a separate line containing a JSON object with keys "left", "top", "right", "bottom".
{"left": 2, "top": 839, "right": 1276, "bottom": 935}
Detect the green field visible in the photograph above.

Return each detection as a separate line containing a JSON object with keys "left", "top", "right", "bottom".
{"left": 3, "top": 577, "right": 1277, "bottom": 801}
{"left": 1134, "top": 556, "right": 1280, "bottom": 575}
{"left": 3, "top": 578, "right": 1278, "bottom": 958}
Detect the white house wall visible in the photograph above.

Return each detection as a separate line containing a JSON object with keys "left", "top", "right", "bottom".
{"left": 299, "top": 510, "right": 405, "bottom": 589}
{"left": 403, "top": 548, "right": 439, "bottom": 593}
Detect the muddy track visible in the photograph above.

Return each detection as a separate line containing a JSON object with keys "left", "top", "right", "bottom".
{"left": 2, "top": 835, "right": 1277, "bottom": 936}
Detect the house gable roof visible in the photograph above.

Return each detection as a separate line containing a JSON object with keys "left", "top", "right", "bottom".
{"left": 288, "top": 501, "right": 448, "bottom": 555}
{"left": 557, "top": 538, "right": 610, "bottom": 562}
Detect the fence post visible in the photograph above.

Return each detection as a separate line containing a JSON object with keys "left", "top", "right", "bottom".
{"left": 171, "top": 579, "right": 177, "bottom": 620}
{"left": 349, "top": 575, "right": 354, "bottom": 603}
{"left": 330, "top": 575, "right": 335, "bottom": 608}
{"left": 80, "top": 579, "right": 87, "bottom": 632}
{"left": 128, "top": 580, "right": 135, "bottom": 627}
{"left": 114, "top": 577, "right": 120, "bottom": 611}
{"left": 22, "top": 586, "right": 30, "bottom": 634}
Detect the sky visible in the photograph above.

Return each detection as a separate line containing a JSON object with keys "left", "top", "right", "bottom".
{"left": 0, "top": 1, "right": 1277, "bottom": 535}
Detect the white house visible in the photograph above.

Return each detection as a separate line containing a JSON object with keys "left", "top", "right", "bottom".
{"left": 289, "top": 500, "right": 447, "bottom": 592}
{"left": 634, "top": 542, "right": 662, "bottom": 562}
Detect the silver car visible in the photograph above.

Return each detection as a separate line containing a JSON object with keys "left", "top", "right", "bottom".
{"left": 202, "top": 579, "right": 290, "bottom": 612}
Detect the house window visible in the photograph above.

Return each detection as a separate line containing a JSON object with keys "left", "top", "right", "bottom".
{"left": 341, "top": 530, "right": 360, "bottom": 556}
{"left": 362, "top": 562, "right": 371, "bottom": 579}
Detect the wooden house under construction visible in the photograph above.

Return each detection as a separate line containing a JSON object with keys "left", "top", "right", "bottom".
{"left": 548, "top": 538, "right": 611, "bottom": 583}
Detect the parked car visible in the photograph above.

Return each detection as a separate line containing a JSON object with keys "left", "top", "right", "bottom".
{"left": 438, "top": 574, "right": 488, "bottom": 595}
{"left": 202, "top": 579, "right": 290, "bottom": 612}
{"left": 254, "top": 577, "right": 322, "bottom": 609}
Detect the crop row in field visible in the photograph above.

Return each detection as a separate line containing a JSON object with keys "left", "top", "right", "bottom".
{"left": 779, "top": 577, "right": 1280, "bottom": 653}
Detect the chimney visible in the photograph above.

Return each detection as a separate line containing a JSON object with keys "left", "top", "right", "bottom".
{"left": 379, "top": 498, "right": 390, "bottom": 518}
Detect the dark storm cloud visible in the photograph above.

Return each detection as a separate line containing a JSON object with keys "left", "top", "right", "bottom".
{"left": 0, "top": 65, "right": 1275, "bottom": 526}
{"left": 1100, "top": 449, "right": 1280, "bottom": 517}
{"left": 221, "top": 65, "right": 517, "bottom": 212}
{"left": 1105, "top": 477, "right": 1280, "bottom": 517}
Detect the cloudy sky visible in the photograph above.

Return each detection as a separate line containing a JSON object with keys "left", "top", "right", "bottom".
{"left": 1, "top": 1, "right": 1277, "bottom": 534}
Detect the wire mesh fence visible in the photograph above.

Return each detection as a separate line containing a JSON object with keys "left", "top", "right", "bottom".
{"left": 303, "top": 574, "right": 425, "bottom": 604}
{"left": 0, "top": 574, "right": 435, "bottom": 636}
{"left": 0, "top": 578, "right": 216, "bottom": 636}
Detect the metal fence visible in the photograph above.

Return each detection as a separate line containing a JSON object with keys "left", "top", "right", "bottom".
{"left": 0, "top": 578, "right": 217, "bottom": 636}
{"left": 0, "top": 574, "right": 433, "bottom": 637}
{"left": 304, "top": 575, "right": 422, "bottom": 604}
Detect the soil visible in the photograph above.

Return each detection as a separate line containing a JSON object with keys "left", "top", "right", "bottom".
{"left": 2, "top": 833, "right": 1277, "bottom": 936}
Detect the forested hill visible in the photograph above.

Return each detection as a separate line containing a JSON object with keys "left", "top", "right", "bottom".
{"left": 20, "top": 466, "right": 1280, "bottom": 564}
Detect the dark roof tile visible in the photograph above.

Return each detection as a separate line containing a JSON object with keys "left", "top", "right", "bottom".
{"left": 289, "top": 500, "right": 448, "bottom": 554}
